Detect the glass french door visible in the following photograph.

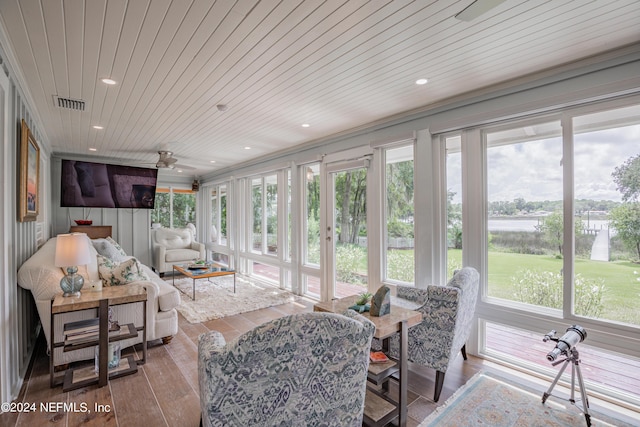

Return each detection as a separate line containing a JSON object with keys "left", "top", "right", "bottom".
{"left": 325, "top": 162, "right": 368, "bottom": 299}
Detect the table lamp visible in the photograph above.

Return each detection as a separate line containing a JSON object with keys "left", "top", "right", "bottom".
{"left": 55, "top": 233, "right": 92, "bottom": 297}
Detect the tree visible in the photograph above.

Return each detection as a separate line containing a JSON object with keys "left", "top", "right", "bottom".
{"left": 609, "top": 203, "right": 640, "bottom": 261}
{"left": 447, "top": 190, "right": 462, "bottom": 249}
{"left": 537, "top": 212, "right": 564, "bottom": 255}
{"left": 172, "top": 192, "right": 196, "bottom": 228}
{"left": 151, "top": 191, "right": 196, "bottom": 228}
{"left": 335, "top": 169, "right": 367, "bottom": 244}
{"left": 386, "top": 161, "right": 414, "bottom": 224}
{"left": 609, "top": 155, "right": 640, "bottom": 261}
{"left": 612, "top": 154, "right": 640, "bottom": 202}
{"left": 535, "top": 211, "right": 584, "bottom": 256}
{"left": 307, "top": 175, "right": 320, "bottom": 223}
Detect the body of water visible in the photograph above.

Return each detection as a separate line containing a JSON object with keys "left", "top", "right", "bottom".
{"left": 488, "top": 218, "right": 610, "bottom": 232}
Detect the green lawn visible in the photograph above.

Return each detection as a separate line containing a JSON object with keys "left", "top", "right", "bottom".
{"left": 448, "top": 249, "right": 640, "bottom": 325}
{"left": 338, "top": 244, "right": 639, "bottom": 325}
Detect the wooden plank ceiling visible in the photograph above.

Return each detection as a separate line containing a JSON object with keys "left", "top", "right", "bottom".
{"left": 0, "top": 0, "right": 639, "bottom": 176}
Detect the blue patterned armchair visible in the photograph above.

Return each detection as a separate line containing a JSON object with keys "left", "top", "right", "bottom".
{"left": 198, "top": 311, "right": 375, "bottom": 427}
{"left": 384, "top": 267, "right": 479, "bottom": 402}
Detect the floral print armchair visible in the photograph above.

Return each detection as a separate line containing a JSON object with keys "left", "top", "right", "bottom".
{"left": 198, "top": 311, "right": 375, "bottom": 427}
{"left": 385, "top": 267, "right": 480, "bottom": 402}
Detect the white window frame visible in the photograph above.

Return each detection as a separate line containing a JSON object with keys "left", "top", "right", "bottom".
{"left": 441, "top": 96, "right": 640, "bottom": 406}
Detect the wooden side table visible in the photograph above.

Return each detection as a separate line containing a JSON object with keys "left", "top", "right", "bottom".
{"left": 50, "top": 284, "right": 147, "bottom": 391}
{"left": 314, "top": 296, "right": 422, "bottom": 427}
{"left": 68, "top": 225, "right": 112, "bottom": 239}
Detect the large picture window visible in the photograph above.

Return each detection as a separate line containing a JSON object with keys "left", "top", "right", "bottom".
{"left": 304, "top": 164, "right": 320, "bottom": 266}
{"left": 384, "top": 145, "right": 414, "bottom": 284}
{"left": 468, "top": 102, "right": 640, "bottom": 406}
{"left": 573, "top": 105, "right": 640, "bottom": 326}
{"left": 485, "top": 120, "right": 563, "bottom": 310}
{"left": 151, "top": 188, "right": 196, "bottom": 228}
{"left": 446, "top": 135, "right": 462, "bottom": 279}
{"left": 210, "top": 184, "right": 228, "bottom": 246}
{"left": 251, "top": 175, "right": 278, "bottom": 256}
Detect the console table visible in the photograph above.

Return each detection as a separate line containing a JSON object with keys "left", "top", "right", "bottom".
{"left": 69, "top": 225, "right": 112, "bottom": 239}
{"left": 50, "top": 284, "right": 147, "bottom": 391}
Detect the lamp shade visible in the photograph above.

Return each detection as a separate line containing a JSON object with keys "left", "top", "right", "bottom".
{"left": 55, "top": 233, "right": 92, "bottom": 267}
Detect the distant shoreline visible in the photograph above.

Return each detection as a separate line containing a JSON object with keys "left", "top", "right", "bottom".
{"left": 488, "top": 217, "right": 609, "bottom": 232}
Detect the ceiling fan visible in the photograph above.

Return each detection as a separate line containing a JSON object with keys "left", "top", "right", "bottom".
{"left": 132, "top": 143, "right": 196, "bottom": 170}
{"left": 155, "top": 150, "right": 179, "bottom": 169}
{"left": 454, "top": 0, "right": 507, "bottom": 21}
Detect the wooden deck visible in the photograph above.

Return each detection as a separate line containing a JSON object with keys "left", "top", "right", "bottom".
{"left": 486, "top": 323, "right": 640, "bottom": 397}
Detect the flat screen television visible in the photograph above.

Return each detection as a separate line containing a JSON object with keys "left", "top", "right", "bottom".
{"left": 61, "top": 159, "right": 158, "bottom": 209}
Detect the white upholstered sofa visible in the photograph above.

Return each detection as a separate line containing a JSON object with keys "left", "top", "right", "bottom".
{"left": 151, "top": 227, "right": 205, "bottom": 275}
{"left": 18, "top": 235, "right": 180, "bottom": 367}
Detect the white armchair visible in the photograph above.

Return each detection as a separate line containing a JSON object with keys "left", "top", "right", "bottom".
{"left": 151, "top": 228, "right": 205, "bottom": 275}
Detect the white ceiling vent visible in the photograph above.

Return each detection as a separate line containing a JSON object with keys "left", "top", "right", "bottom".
{"left": 53, "top": 95, "right": 85, "bottom": 111}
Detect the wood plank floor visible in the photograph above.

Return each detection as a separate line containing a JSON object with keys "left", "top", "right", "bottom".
{"left": 2, "top": 297, "right": 636, "bottom": 427}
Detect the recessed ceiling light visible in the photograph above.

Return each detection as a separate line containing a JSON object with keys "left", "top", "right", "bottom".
{"left": 92, "top": 125, "right": 104, "bottom": 129}
{"left": 302, "top": 123, "right": 310, "bottom": 128}
{"left": 210, "top": 160, "right": 216, "bottom": 163}
{"left": 244, "top": 146, "right": 251, "bottom": 150}
{"left": 415, "top": 78, "right": 428, "bottom": 85}
{"left": 177, "top": 169, "right": 183, "bottom": 173}
{"left": 101, "top": 78, "right": 117, "bottom": 85}
{"left": 89, "top": 148, "right": 97, "bottom": 152}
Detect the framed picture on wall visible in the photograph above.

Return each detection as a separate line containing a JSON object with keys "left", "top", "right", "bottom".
{"left": 19, "top": 119, "right": 39, "bottom": 222}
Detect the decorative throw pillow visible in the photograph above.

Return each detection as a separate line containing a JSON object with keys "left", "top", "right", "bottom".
{"left": 97, "top": 255, "right": 149, "bottom": 286}
{"left": 92, "top": 238, "right": 127, "bottom": 262}
{"left": 106, "top": 236, "right": 127, "bottom": 257}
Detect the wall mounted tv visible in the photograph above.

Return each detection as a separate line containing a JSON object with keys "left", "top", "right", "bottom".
{"left": 61, "top": 159, "right": 158, "bottom": 209}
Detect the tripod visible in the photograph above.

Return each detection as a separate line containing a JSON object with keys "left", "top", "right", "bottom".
{"left": 542, "top": 346, "right": 591, "bottom": 427}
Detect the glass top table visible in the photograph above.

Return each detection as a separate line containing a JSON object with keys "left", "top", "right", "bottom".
{"left": 172, "top": 263, "right": 236, "bottom": 300}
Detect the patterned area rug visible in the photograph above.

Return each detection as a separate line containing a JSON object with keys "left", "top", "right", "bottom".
{"left": 169, "top": 275, "right": 295, "bottom": 323}
{"left": 419, "top": 371, "right": 635, "bottom": 427}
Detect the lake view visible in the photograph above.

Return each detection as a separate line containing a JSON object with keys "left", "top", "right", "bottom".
{"left": 489, "top": 218, "right": 610, "bottom": 232}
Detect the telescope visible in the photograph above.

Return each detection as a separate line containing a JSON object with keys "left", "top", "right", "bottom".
{"left": 543, "top": 325, "right": 587, "bottom": 362}
{"left": 542, "top": 324, "right": 591, "bottom": 426}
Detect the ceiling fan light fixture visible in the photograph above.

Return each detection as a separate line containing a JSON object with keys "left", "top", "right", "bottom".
{"left": 156, "top": 150, "right": 179, "bottom": 169}
{"left": 156, "top": 160, "right": 176, "bottom": 169}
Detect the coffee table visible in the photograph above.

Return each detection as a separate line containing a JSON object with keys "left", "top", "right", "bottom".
{"left": 172, "top": 263, "right": 236, "bottom": 300}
